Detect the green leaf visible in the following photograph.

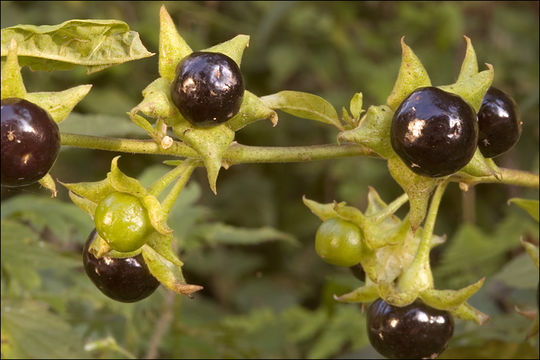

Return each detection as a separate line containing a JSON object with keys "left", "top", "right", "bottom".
{"left": 1, "top": 220, "right": 80, "bottom": 290}
{"left": 260, "top": 90, "right": 342, "bottom": 129}
{"left": 338, "top": 105, "right": 394, "bottom": 158}
{"left": 25, "top": 85, "right": 92, "bottom": 123}
{"left": 440, "top": 340, "right": 539, "bottom": 359}
{"left": 349, "top": 92, "right": 364, "bottom": 121}
{"left": 307, "top": 306, "right": 368, "bottom": 359}
{"left": 159, "top": 5, "right": 192, "bottom": 82}
{"left": 1, "top": 19, "right": 153, "bottom": 74}
{"left": 226, "top": 91, "right": 278, "bottom": 131}
{"left": 204, "top": 34, "right": 250, "bottom": 68}
{"left": 141, "top": 244, "right": 202, "bottom": 296}
{"left": 1, "top": 300, "right": 87, "bottom": 359}
{"left": 282, "top": 306, "right": 327, "bottom": 343}
{"left": 438, "top": 63, "right": 494, "bottom": 112}
{"left": 172, "top": 122, "right": 235, "bottom": 194}
{"left": 386, "top": 37, "right": 431, "bottom": 111}
{"left": 457, "top": 35, "right": 479, "bottom": 82}
{"left": 491, "top": 253, "right": 538, "bottom": 289}
{"left": 1, "top": 39, "right": 26, "bottom": 99}
{"left": 196, "top": 223, "right": 298, "bottom": 246}
{"left": 435, "top": 215, "right": 538, "bottom": 289}
{"left": 508, "top": 198, "right": 539, "bottom": 222}
{"left": 1, "top": 195, "right": 93, "bottom": 241}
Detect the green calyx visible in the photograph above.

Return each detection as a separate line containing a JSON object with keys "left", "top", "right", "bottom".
{"left": 305, "top": 185, "right": 489, "bottom": 326}
{"left": 130, "top": 5, "right": 277, "bottom": 195}
{"left": 62, "top": 156, "right": 202, "bottom": 297}
{"left": 341, "top": 36, "right": 498, "bottom": 232}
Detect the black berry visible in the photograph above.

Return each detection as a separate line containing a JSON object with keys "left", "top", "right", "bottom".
{"left": 391, "top": 87, "right": 478, "bottom": 177}
{"left": 83, "top": 229, "right": 159, "bottom": 303}
{"left": 170, "top": 51, "right": 245, "bottom": 127}
{"left": 350, "top": 262, "right": 366, "bottom": 282}
{"left": 367, "top": 298, "right": 454, "bottom": 359}
{"left": 1, "top": 98, "right": 60, "bottom": 187}
{"left": 477, "top": 87, "right": 521, "bottom": 158}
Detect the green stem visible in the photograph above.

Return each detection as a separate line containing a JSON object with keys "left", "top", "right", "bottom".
{"left": 61, "top": 133, "right": 539, "bottom": 188}
{"left": 397, "top": 181, "right": 448, "bottom": 293}
{"left": 371, "top": 193, "right": 409, "bottom": 223}
{"left": 452, "top": 168, "right": 539, "bottom": 189}
{"left": 416, "top": 180, "right": 449, "bottom": 263}
{"left": 161, "top": 161, "right": 197, "bottom": 214}
{"left": 61, "top": 133, "right": 198, "bottom": 157}
{"left": 148, "top": 160, "right": 200, "bottom": 197}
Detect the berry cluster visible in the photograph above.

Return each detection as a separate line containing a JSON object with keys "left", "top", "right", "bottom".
{"left": 391, "top": 86, "right": 521, "bottom": 178}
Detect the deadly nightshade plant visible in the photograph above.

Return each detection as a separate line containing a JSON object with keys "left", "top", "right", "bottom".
{"left": 1, "top": 6, "right": 538, "bottom": 359}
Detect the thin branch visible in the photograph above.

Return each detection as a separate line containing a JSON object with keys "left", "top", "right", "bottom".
{"left": 60, "top": 132, "right": 539, "bottom": 189}
{"left": 145, "top": 290, "right": 177, "bottom": 359}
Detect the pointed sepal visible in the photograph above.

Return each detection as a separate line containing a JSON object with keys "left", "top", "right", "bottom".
{"left": 386, "top": 37, "right": 431, "bottom": 111}
{"left": 1, "top": 39, "right": 26, "bottom": 99}
{"left": 68, "top": 191, "right": 97, "bottom": 218}
{"left": 338, "top": 105, "right": 394, "bottom": 158}
{"left": 459, "top": 148, "right": 501, "bottom": 178}
{"left": 452, "top": 302, "right": 490, "bottom": 325}
{"left": 38, "top": 174, "right": 57, "bottom": 197}
{"left": 172, "top": 123, "right": 235, "bottom": 194}
{"left": 457, "top": 36, "right": 478, "bottom": 82}
{"left": 26, "top": 85, "right": 92, "bottom": 124}
{"left": 159, "top": 5, "right": 192, "bottom": 82}
{"left": 387, "top": 156, "right": 439, "bottom": 230}
{"left": 204, "top": 34, "right": 250, "bottom": 67}
{"left": 333, "top": 283, "right": 379, "bottom": 303}
{"left": 226, "top": 91, "right": 278, "bottom": 131}
{"left": 438, "top": 63, "right": 494, "bottom": 113}
{"left": 419, "top": 277, "right": 485, "bottom": 311}
{"left": 141, "top": 244, "right": 202, "bottom": 296}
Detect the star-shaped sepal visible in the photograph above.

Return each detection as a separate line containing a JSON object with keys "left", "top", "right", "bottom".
{"left": 61, "top": 156, "right": 202, "bottom": 297}
{"left": 129, "top": 5, "right": 277, "bottom": 194}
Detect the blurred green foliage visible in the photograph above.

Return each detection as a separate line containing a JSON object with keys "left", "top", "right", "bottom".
{"left": 1, "top": 1, "right": 538, "bottom": 358}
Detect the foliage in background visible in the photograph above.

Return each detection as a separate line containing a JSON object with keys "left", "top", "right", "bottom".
{"left": 1, "top": 2, "right": 538, "bottom": 358}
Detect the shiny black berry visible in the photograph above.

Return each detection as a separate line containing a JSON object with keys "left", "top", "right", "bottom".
{"left": 367, "top": 298, "right": 454, "bottom": 359}
{"left": 170, "top": 51, "right": 245, "bottom": 127}
{"left": 1, "top": 98, "right": 60, "bottom": 187}
{"left": 83, "top": 229, "right": 159, "bottom": 303}
{"left": 390, "top": 87, "right": 478, "bottom": 177}
{"left": 477, "top": 87, "right": 521, "bottom": 158}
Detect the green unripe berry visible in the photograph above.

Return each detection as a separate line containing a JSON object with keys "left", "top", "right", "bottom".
{"left": 315, "top": 218, "right": 363, "bottom": 267}
{"left": 94, "top": 192, "right": 153, "bottom": 252}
